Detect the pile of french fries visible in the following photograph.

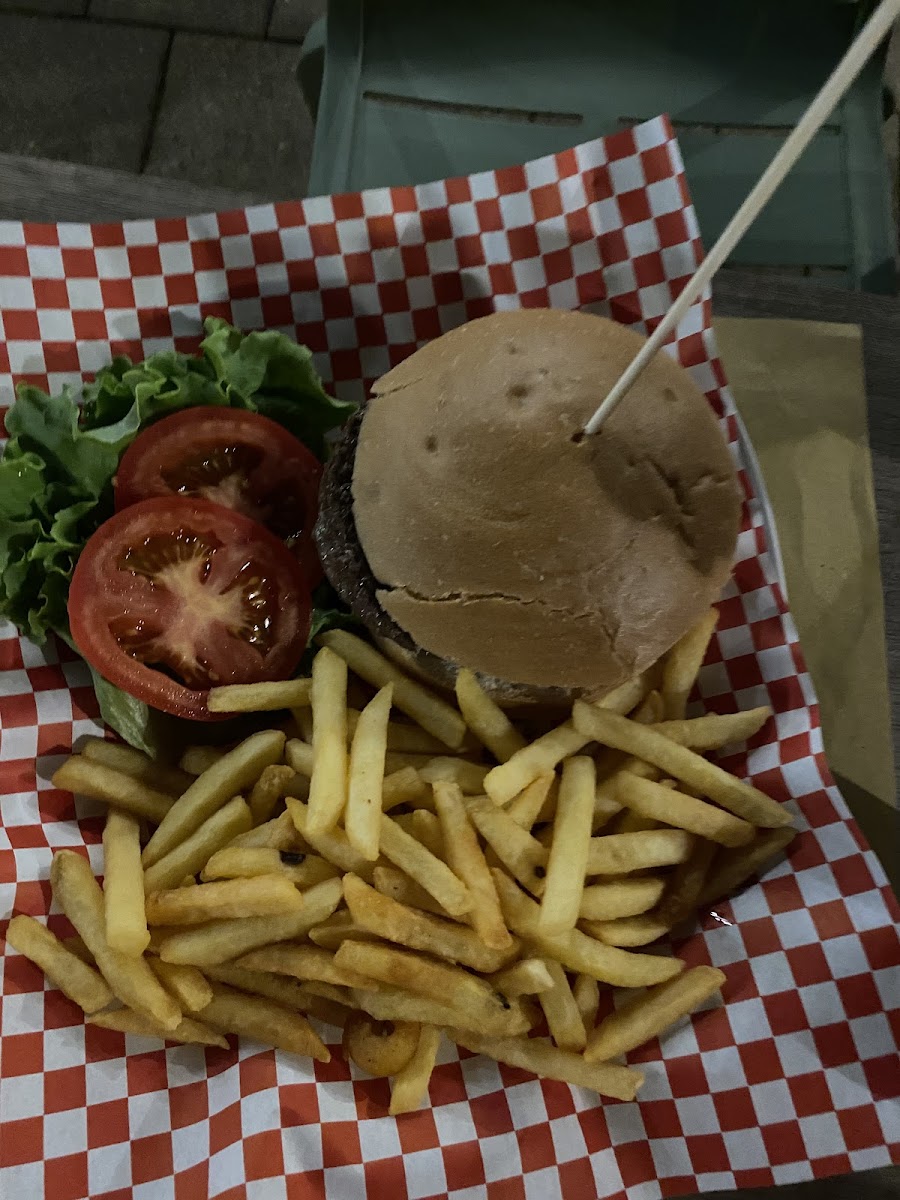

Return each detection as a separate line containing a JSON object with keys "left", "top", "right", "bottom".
{"left": 7, "top": 616, "right": 796, "bottom": 1116}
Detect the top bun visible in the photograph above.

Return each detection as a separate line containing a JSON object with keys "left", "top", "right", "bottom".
{"left": 350, "top": 308, "right": 741, "bottom": 693}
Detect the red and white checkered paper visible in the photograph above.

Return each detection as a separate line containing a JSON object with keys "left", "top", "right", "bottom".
{"left": 1, "top": 116, "right": 898, "bottom": 1200}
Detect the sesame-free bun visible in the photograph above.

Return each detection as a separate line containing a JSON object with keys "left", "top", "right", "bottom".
{"left": 320, "top": 308, "right": 740, "bottom": 699}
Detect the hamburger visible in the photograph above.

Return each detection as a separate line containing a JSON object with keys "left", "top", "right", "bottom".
{"left": 316, "top": 308, "right": 741, "bottom": 706}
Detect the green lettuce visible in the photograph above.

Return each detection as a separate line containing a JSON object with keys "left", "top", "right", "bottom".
{"left": 0, "top": 318, "right": 356, "bottom": 755}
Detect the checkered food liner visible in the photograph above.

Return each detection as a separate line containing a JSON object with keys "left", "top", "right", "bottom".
{"left": 1, "top": 117, "right": 898, "bottom": 1200}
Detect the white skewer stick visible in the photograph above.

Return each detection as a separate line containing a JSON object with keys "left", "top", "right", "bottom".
{"left": 582, "top": 0, "right": 900, "bottom": 438}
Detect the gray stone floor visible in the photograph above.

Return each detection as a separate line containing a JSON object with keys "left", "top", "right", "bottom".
{"left": 0, "top": 0, "right": 325, "bottom": 199}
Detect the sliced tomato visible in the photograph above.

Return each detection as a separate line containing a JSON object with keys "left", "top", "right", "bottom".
{"left": 115, "top": 408, "right": 323, "bottom": 587}
{"left": 69, "top": 497, "right": 311, "bottom": 720}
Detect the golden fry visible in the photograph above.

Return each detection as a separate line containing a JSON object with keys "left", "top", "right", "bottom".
{"left": 389, "top": 1025, "right": 441, "bottom": 1116}
{"left": 652, "top": 707, "right": 772, "bottom": 751}
{"left": 236, "top": 944, "right": 371, "bottom": 989}
{"left": 307, "top": 909, "right": 378, "bottom": 951}
{"left": 539, "top": 960, "right": 587, "bottom": 1051}
{"left": 148, "top": 959, "right": 213, "bottom": 1011}
{"left": 286, "top": 797, "right": 372, "bottom": 877}
{"left": 450, "top": 1031, "right": 643, "bottom": 1101}
{"left": 146, "top": 875, "right": 303, "bottom": 925}
{"left": 539, "top": 756, "right": 595, "bottom": 935}
{"left": 352, "top": 986, "right": 497, "bottom": 1035}
{"left": 103, "top": 809, "right": 149, "bottom": 957}
{"left": 6, "top": 914, "right": 113, "bottom": 1014}
{"left": 52, "top": 757, "right": 173, "bottom": 824}
{"left": 464, "top": 794, "right": 548, "bottom": 896}
{"left": 585, "top": 965, "right": 726, "bottom": 1062}
{"left": 379, "top": 813, "right": 471, "bottom": 917}
{"left": 80, "top": 736, "right": 192, "bottom": 797}
{"left": 657, "top": 839, "right": 718, "bottom": 926}
{"left": 587, "top": 828, "right": 694, "bottom": 875}
{"left": 320, "top": 631, "right": 467, "bottom": 749}
{"left": 201, "top": 846, "right": 338, "bottom": 887}
{"left": 505, "top": 773, "right": 555, "bottom": 830}
{"left": 488, "top": 958, "right": 555, "bottom": 998}
{"left": 227, "top": 809, "right": 297, "bottom": 852}
{"left": 203, "top": 964, "right": 348, "bottom": 1019}
{"left": 307, "top": 645, "right": 349, "bottom": 835}
{"left": 179, "top": 746, "right": 226, "bottom": 776}
{"left": 393, "top": 810, "right": 444, "bottom": 860}
{"left": 573, "top": 973, "right": 600, "bottom": 1035}
{"left": 579, "top": 876, "right": 666, "bottom": 921}
{"left": 372, "top": 865, "right": 454, "bottom": 919}
{"left": 200, "top": 983, "right": 330, "bottom": 1062}
{"left": 581, "top": 915, "right": 671, "bottom": 947}
{"left": 616, "top": 773, "right": 754, "bottom": 848}
{"left": 143, "top": 730, "right": 285, "bottom": 867}
{"left": 156, "top": 877, "right": 342, "bottom": 966}
{"left": 418, "top": 757, "right": 489, "bottom": 795}
{"left": 206, "top": 678, "right": 312, "bottom": 712}
{"left": 433, "top": 781, "right": 511, "bottom": 950}
{"left": 661, "top": 608, "right": 718, "bottom": 719}
{"left": 380, "top": 766, "right": 430, "bottom": 812}
{"left": 343, "top": 874, "right": 516, "bottom": 972}
{"left": 572, "top": 704, "right": 791, "bottom": 829}
{"left": 248, "top": 764, "right": 296, "bottom": 827}
{"left": 483, "top": 723, "right": 589, "bottom": 806}
{"left": 89, "top": 1007, "right": 227, "bottom": 1048}
{"left": 51, "top": 850, "right": 181, "bottom": 1030}
{"left": 143, "top": 797, "right": 252, "bottom": 894}
{"left": 493, "top": 870, "right": 683, "bottom": 988}
{"left": 345, "top": 684, "right": 392, "bottom": 860}
{"left": 455, "top": 668, "right": 526, "bottom": 762}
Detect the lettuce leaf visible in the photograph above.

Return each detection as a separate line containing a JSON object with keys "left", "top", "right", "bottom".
{"left": 0, "top": 318, "right": 356, "bottom": 750}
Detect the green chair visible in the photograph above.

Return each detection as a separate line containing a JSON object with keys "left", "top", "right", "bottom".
{"left": 300, "top": 0, "right": 897, "bottom": 291}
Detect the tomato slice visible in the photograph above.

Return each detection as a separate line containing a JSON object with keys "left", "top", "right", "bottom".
{"left": 115, "top": 408, "right": 323, "bottom": 587}
{"left": 69, "top": 497, "right": 311, "bottom": 720}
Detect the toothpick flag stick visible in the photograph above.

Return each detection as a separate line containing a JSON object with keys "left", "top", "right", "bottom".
{"left": 582, "top": 0, "right": 900, "bottom": 437}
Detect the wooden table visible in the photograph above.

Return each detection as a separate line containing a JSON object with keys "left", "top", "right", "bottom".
{"left": 1, "top": 153, "right": 897, "bottom": 1200}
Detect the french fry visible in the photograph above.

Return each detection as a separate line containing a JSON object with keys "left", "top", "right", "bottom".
{"left": 493, "top": 870, "right": 683, "bottom": 988}
{"left": 591, "top": 781, "right": 622, "bottom": 833}
{"left": 579, "top": 876, "right": 666, "bottom": 921}
{"left": 6, "top": 914, "right": 113, "bottom": 1014}
{"left": 143, "top": 730, "right": 286, "bottom": 867}
{"left": 700, "top": 826, "right": 798, "bottom": 906}
{"left": 334, "top": 940, "right": 526, "bottom": 1037}
{"left": 293, "top": 706, "right": 315, "bottom": 742}
{"left": 103, "top": 809, "right": 149, "bottom": 956}
{"left": 156, "top": 877, "right": 342, "bottom": 966}
{"left": 285, "top": 739, "right": 314, "bottom": 776}
{"left": 345, "top": 684, "right": 392, "bottom": 859}
{"left": 573, "top": 704, "right": 791, "bottom": 829}
{"left": 455, "top": 668, "right": 527, "bottom": 762}
{"left": 372, "top": 865, "right": 454, "bottom": 919}
{"left": 608, "top": 810, "right": 660, "bottom": 835}
{"left": 582, "top": 915, "right": 671, "bottom": 947}
{"left": 201, "top": 846, "right": 338, "bottom": 887}
{"left": 539, "top": 960, "right": 587, "bottom": 1051}
{"left": 89, "top": 1007, "right": 228, "bottom": 1048}
{"left": 52, "top": 757, "right": 173, "bottom": 824}
{"left": 661, "top": 608, "right": 718, "bottom": 719}
{"left": 379, "top": 813, "right": 472, "bottom": 917}
{"left": 203, "top": 964, "right": 350, "bottom": 1021}
{"left": 652, "top": 707, "right": 772, "bottom": 751}
{"left": 488, "top": 958, "right": 555, "bottom": 998}
{"left": 286, "top": 798, "right": 372, "bottom": 877}
{"left": 393, "top": 810, "right": 444, "bottom": 858}
{"left": 616, "top": 773, "right": 754, "bottom": 848}
{"left": 206, "top": 678, "right": 312, "bottom": 712}
{"left": 199, "top": 982, "right": 330, "bottom": 1062}
{"left": 389, "top": 1025, "right": 442, "bottom": 1116}
{"left": 450, "top": 1031, "right": 643, "bottom": 1102}
{"left": 80, "top": 736, "right": 192, "bottom": 797}
{"left": 307, "top": 909, "right": 378, "bottom": 951}
{"left": 51, "top": 850, "right": 181, "bottom": 1030}
{"left": 505, "top": 773, "right": 555, "bottom": 830}
{"left": 656, "top": 839, "right": 718, "bottom": 927}
{"left": 148, "top": 959, "right": 213, "bottom": 1011}
{"left": 146, "top": 875, "right": 304, "bottom": 925}
{"left": 344, "top": 709, "right": 447, "bottom": 755}
{"left": 592, "top": 670, "right": 656, "bottom": 715}
{"left": 179, "top": 745, "right": 226, "bottom": 776}
{"left": 320, "top": 631, "right": 467, "bottom": 749}
{"left": 433, "top": 781, "right": 512, "bottom": 950}
{"left": 573, "top": 973, "right": 600, "bottom": 1035}
{"left": 585, "top": 965, "right": 726, "bottom": 1062}
{"left": 539, "top": 756, "right": 595, "bottom": 935}
{"left": 418, "top": 757, "right": 489, "bottom": 795}
{"left": 61, "top": 933, "right": 95, "bottom": 966}
{"left": 248, "top": 764, "right": 296, "bottom": 826}
{"left": 587, "top": 828, "right": 694, "bottom": 875}
{"left": 483, "top": 723, "right": 589, "bottom": 806}
{"left": 307, "top": 645, "right": 349, "bottom": 836}
{"left": 631, "top": 690, "right": 664, "bottom": 724}
{"left": 351, "top": 986, "right": 501, "bottom": 1036}
{"left": 380, "top": 766, "right": 430, "bottom": 812}
{"left": 235, "top": 944, "right": 371, "bottom": 989}
{"left": 227, "top": 809, "right": 298, "bottom": 852}
{"left": 464, "top": 795, "right": 549, "bottom": 896}
{"left": 343, "top": 874, "right": 515, "bottom": 972}
{"left": 143, "top": 797, "right": 253, "bottom": 894}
